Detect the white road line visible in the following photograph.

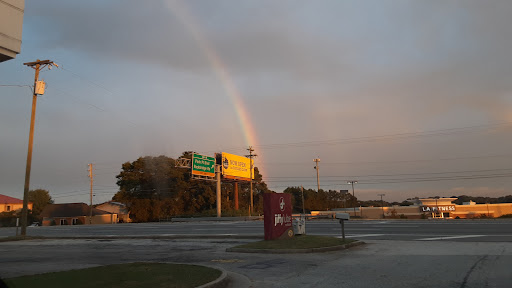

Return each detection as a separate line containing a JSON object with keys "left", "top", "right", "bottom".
{"left": 331, "top": 228, "right": 382, "bottom": 231}
{"left": 373, "top": 226, "right": 419, "bottom": 228}
{"left": 333, "top": 234, "right": 385, "bottom": 238}
{"left": 416, "top": 235, "right": 485, "bottom": 241}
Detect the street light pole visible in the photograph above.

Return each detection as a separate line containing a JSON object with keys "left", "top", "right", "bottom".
{"left": 347, "top": 181, "right": 357, "bottom": 217}
{"left": 378, "top": 193, "right": 386, "bottom": 218}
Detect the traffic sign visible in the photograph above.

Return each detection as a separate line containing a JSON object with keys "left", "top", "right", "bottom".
{"left": 192, "top": 154, "right": 215, "bottom": 177}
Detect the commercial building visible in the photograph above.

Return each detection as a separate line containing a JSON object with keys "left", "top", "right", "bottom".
{"left": 0, "top": 194, "right": 32, "bottom": 213}
{"left": 322, "top": 197, "right": 512, "bottom": 219}
{"left": 40, "top": 203, "right": 118, "bottom": 226}
{"left": 0, "top": 0, "right": 24, "bottom": 62}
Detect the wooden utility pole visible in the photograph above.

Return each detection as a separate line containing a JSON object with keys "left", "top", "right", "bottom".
{"left": 88, "top": 164, "right": 94, "bottom": 224}
{"left": 313, "top": 158, "right": 321, "bottom": 191}
{"left": 246, "top": 147, "right": 257, "bottom": 216}
{"left": 20, "top": 59, "right": 57, "bottom": 236}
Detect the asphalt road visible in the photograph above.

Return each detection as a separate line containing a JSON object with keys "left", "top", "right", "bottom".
{"left": 1, "top": 219, "right": 512, "bottom": 242}
{"left": 1, "top": 238, "right": 511, "bottom": 287}
{"left": 1, "top": 220, "right": 512, "bottom": 287}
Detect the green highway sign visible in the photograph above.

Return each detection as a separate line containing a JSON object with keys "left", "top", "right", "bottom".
{"left": 192, "top": 154, "right": 216, "bottom": 177}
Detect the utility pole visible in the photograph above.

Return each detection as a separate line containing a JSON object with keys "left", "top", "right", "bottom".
{"left": 313, "top": 158, "right": 320, "bottom": 191}
{"left": 378, "top": 193, "right": 386, "bottom": 218}
{"left": 246, "top": 146, "right": 257, "bottom": 216}
{"left": 20, "top": 59, "right": 57, "bottom": 236}
{"left": 88, "top": 164, "right": 94, "bottom": 224}
{"left": 347, "top": 181, "right": 358, "bottom": 217}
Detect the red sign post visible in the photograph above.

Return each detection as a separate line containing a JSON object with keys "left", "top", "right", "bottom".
{"left": 263, "top": 193, "right": 293, "bottom": 240}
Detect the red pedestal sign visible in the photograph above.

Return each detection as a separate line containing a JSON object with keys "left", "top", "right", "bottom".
{"left": 263, "top": 193, "right": 293, "bottom": 240}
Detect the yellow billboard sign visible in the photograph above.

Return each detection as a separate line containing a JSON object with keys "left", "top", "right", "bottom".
{"left": 221, "top": 152, "right": 254, "bottom": 181}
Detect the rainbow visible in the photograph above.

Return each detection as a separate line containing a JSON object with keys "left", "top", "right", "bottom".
{"left": 166, "top": 0, "right": 265, "bottom": 178}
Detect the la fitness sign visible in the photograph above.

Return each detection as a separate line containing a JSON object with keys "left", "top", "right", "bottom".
{"left": 421, "top": 205, "right": 456, "bottom": 212}
{"left": 263, "top": 193, "right": 293, "bottom": 240}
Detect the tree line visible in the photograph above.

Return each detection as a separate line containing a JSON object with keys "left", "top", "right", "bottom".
{"left": 112, "top": 153, "right": 272, "bottom": 222}
{"left": 110, "top": 153, "right": 512, "bottom": 222}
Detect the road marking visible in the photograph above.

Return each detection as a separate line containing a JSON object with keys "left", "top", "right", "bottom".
{"left": 373, "top": 226, "right": 419, "bottom": 228}
{"left": 331, "top": 228, "right": 382, "bottom": 231}
{"left": 333, "top": 234, "right": 385, "bottom": 238}
{"left": 416, "top": 235, "right": 485, "bottom": 241}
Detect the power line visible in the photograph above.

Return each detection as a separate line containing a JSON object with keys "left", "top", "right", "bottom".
{"left": 260, "top": 153, "right": 512, "bottom": 166}
{"left": 263, "top": 167, "right": 512, "bottom": 180}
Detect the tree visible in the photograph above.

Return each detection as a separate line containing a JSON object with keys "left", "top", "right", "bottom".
{"left": 112, "top": 153, "right": 271, "bottom": 221}
{"left": 28, "top": 189, "right": 54, "bottom": 217}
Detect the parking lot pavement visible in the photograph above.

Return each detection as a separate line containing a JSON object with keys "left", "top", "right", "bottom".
{"left": 1, "top": 238, "right": 511, "bottom": 287}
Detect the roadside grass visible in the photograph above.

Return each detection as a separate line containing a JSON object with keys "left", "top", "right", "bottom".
{"left": 4, "top": 262, "right": 221, "bottom": 288}
{"left": 234, "top": 235, "right": 355, "bottom": 250}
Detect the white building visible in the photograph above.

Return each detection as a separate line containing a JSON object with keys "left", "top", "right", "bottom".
{"left": 0, "top": 0, "right": 24, "bottom": 62}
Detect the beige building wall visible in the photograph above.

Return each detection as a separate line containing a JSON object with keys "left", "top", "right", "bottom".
{"left": 1, "top": 202, "right": 32, "bottom": 213}
{"left": 0, "top": 0, "right": 24, "bottom": 62}
{"left": 91, "top": 214, "right": 117, "bottom": 225}
{"left": 43, "top": 214, "right": 117, "bottom": 226}
{"left": 316, "top": 203, "right": 512, "bottom": 219}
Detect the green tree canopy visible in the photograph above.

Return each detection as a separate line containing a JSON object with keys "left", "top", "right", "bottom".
{"left": 112, "top": 154, "right": 270, "bottom": 221}
{"left": 28, "top": 189, "right": 54, "bottom": 216}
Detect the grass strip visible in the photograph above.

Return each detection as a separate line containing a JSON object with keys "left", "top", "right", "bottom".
{"left": 4, "top": 262, "right": 221, "bottom": 288}
{"left": 234, "top": 235, "right": 355, "bottom": 250}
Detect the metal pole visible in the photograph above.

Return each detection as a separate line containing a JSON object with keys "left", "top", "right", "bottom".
{"left": 216, "top": 164, "right": 221, "bottom": 217}
{"left": 234, "top": 182, "right": 239, "bottom": 210}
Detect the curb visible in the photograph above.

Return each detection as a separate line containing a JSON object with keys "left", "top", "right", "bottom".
{"left": 196, "top": 267, "right": 229, "bottom": 288}
{"left": 0, "top": 235, "right": 263, "bottom": 242}
{"left": 225, "top": 240, "right": 365, "bottom": 254}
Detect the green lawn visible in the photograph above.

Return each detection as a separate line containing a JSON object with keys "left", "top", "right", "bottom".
{"left": 234, "top": 235, "right": 355, "bottom": 250}
{"left": 4, "top": 262, "right": 221, "bottom": 288}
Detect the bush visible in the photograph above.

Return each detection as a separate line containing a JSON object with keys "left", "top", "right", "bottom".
{"left": 498, "top": 214, "right": 512, "bottom": 218}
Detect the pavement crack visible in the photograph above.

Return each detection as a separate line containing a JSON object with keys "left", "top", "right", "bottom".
{"left": 460, "top": 255, "right": 488, "bottom": 288}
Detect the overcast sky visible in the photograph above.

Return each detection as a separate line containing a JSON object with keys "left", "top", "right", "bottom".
{"left": 2, "top": 0, "right": 512, "bottom": 204}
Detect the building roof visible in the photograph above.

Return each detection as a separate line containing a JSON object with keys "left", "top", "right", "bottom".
{"left": 96, "top": 201, "right": 129, "bottom": 214}
{"left": 40, "top": 203, "right": 112, "bottom": 218}
{"left": 0, "top": 194, "right": 24, "bottom": 204}
{"left": 419, "top": 198, "right": 458, "bottom": 206}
